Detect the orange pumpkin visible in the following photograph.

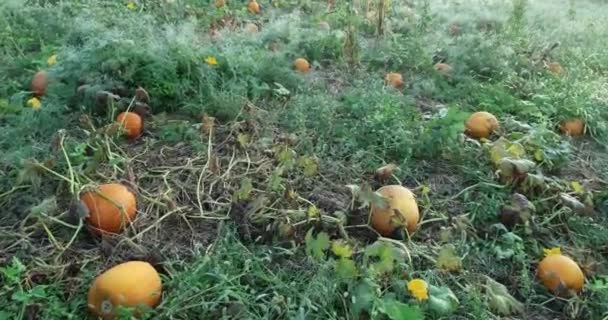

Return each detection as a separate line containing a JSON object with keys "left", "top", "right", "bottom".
{"left": 81, "top": 183, "right": 137, "bottom": 234}
{"left": 465, "top": 111, "right": 500, "bottom": 139}
{"left": 88, "top": 261, "right": 162, "bottom": 320}
{"left": 370, "top": 185, "right": 420, "bottom": 237}
{"left": 547, "top": 62, "right": 564, "bottom": 75}
{"left": 31, "top": 71, "right": 48, "bottom": 97}
{"left": 384, "top": 72, "right": 404, "bottom": 88}
{"left": 247, "top": 1, "right": 260, "bottom": 14}
{"left": 434, "top": 62, "right": 452, "bottom": 76}
{"left": 559, "top": 119, "right": 585, "bottom": 137}
{"left": 294, "top": 58, "right": 311, "bottom": 73}
{"left": 116, "top": 112, "right": 143, "bottom": 139}
{"left": 538, "top": 253, "right": 584, "bottom": 294}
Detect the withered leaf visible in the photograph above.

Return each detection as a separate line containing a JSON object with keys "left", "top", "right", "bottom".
{"left": 135, "top": 86, "right": 150, "bottom": 104}
{"left": 375, "top": 163, "right": 398, "bottom": 180}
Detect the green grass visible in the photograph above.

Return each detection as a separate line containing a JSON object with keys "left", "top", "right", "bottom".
{"left": 1, "top": 0, "right": 607, "bottom": 319}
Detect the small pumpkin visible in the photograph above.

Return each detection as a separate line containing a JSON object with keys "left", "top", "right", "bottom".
{"left": 31, "top": 71, "right": 48, "bottom": 97}
{"left": 559, "top": 119, "right": 584, "bottom": 137}
{"left": 384, "top": 72, "right": 404, "bottom": 88}
{"left": 294, "top": 58, "right": 311, "bottom": 73}
{"left": 465, "top": 111, "right": 499, "bottom": 139}
{"left": 81, "top": 183, "right": 137, "bottom": 234}
{"left": 546, "top": 62, "right": 564, "bottom": 75}
{"left": 247, "top": 0, "right": 260, "bottom": 14}
{"left": 88, "top": 261, "right": 162, "bottom": 320}
{"left": 538, "top": 253, "right": 584, "bottom": 294}
{"left": 434, "top": 62, "right": 452, "bottom": 76}
{"left": 370, "top": 185, "right": 420, "bottom": 237}
{"left": 116, "top": 112, "right": 143, "bottom": 139}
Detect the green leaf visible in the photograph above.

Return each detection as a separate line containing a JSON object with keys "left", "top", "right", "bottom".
{"left": 364, "top": 241, "right": 399, "bottom": 274}
{"left": 236, "top": 178, "right": 253, "bottom": 201}
{"left": 269, "top": 166, "right": 284, "bottom": 191}
{"left": 335, "top": 258, "right": 358, "bottom": 279}
{"left": 298, "top": 156, "right": 318, "bottom": 177}
{"left": 570, "top": 181, "right": 585, "bottom": 195}
{"left": 331, "top": 240, "right": 353, "bottom": 258}
{"left": 436, "top": 244, "right": 462, "bottom": 272}
{"left": 378, "top": 298, "right": 424, "bottom": 320}
{"left": 237, "top": 133, "right": 250, "bottom": 148}
{"left": 305, "top": 229, "right": 330, "bottom": 260}
{"left": 350, "top": 280, "right": 376, "bottom": 318}
{"left": 484, "top": 276, "right": 523, "bottom": 316}
{"left": 346, "top": 184, "right": 389, "bottom": 210}
{"left": 427, "top": 285, "right": 459, "bottom": 316}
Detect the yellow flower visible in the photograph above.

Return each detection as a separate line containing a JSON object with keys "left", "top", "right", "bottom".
{"left": 47, "top": 54, "right": 57, "bottom": 66}
{"left": 27, "top": 97, "right": 42, "bottom": 110}
{"left": 205, "top": 56, "right": 218, "bottom": 66}
{"left": 407, "top": 279, "right": 429, "bottom": 301}
{"left": 543, "top": 247, "right": 561, "bottom": 257}
{"left": 126, "top": 1, "right": 137, "bottom": 10}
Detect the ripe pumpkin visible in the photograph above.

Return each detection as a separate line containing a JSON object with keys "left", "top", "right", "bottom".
{"left": 81, "top": 183, "right": 137, "bottom": 234}
{"left": 294, "top": 58, "right": 311, "bottom": 73}
{"left": 370, "top": 185, "right": 420, "bottom": 237}
{"left": 465, "top": 111, "right": 499, "bottom": 139}
{"left": 559, "top": 119, "right": 584, "bottom": 137}
{"left": 547, "top": 62, "right": 564, "bottom": 75}
{"left": 88, "top": 261, "right": 162, "bottom": 320}
{"left": 384, "top": 72, "right": 404, "bottom": 88}
{"left": 31, "top": 71, "right": 48, "bottom": 97}
{"left": 247, "top": 0, "right": 260, "bottom": 14}
{"left": 538, "top": 253, "right": 584, "bottom": 294}
{"left": 434, "top": 62, "right": 452, "bottom": 76}
{"left": 116, "top": 112, "right": 143, "bottom": 139}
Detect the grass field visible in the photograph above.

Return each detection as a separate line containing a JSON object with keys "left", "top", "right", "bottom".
{"left": 1, "top": 0, "right": 607, "bottom": 319}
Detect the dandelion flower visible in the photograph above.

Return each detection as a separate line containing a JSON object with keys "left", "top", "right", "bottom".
{"left": 543, "top": 247, "right": 561, "bottom": 257}
{"left": 126, "top": 1, "right": 137, "bottom": 10}
{"left": 47, "top": 55, "right": 57, "bottom": 66}
{"left": 407, "top": 279, "right": 428, "bottom": 301}
{"left": 27, "top": 97, "right": 42, "bottom": 110}
{"left": 205, "top": 56, "right": 218, "bottom": 66}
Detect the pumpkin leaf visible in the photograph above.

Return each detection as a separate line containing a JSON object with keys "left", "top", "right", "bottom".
{"left": 484, "top": 276, "right": 523, "bottom": 316}
{"left": 305, "top": 229, "right": 330, "bottom": 260}
{"left": 298, "top": 156, "right": 318, "bottom": 177}
{"left": 570, "top": 181, "right": 585, "bottom": 195}
{"left": 307, "top": 205, "right": 320, "bottom": 219}
{"left": 236, "top": 178, "right": 253, "bottom": 201}
{"left": 378, "top": 298, "right": 424, "bottom": 320}
{"left": 335, "top": 257, "right": 358, "bottom": 279}
{"left": 346, "top": 184, "right": 389, "bottom": 210}
{"left": 364, "top": 241, "right": 399, "bottom": 274}
{"left": 350, "top": 280, "right": 376, "bottom": 318}
{"left": 436, "top": 244, "right": 462, "bottom": 272}
{"left": 269, "top": 166, "right": 284, "bottom": 191}
{"left": 331, "top": 240, "right": 353, "bottom": 258}
{"left": 497, "top": 158, "right": 536, "bottom": 180}
{"left": 427, "top": 285, "right": 459, "bottom": 316}
{"left": 237, "top": 133, "right": 250, "bottom": 148}
{"left": 275, "top": 145, "right": 296, "bottom": 170}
